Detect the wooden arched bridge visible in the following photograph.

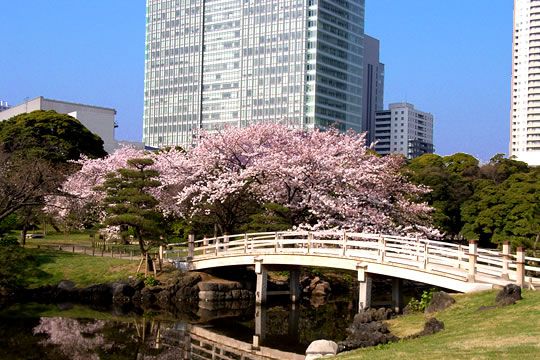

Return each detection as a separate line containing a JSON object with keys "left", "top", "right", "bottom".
{"left": 166, "top": 231, "right": 540, "bottom": 310}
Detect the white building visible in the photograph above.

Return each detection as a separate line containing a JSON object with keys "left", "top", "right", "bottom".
{"left": 0, "top": 100, "right": 9, "bottom": 112}
{"left": 511, "top": 0, "right": 540, "bottom": 166}
{"left": 0, "top": 96, "right": 117, "bottom": 154}
{"left": 374, "top": 103, "right": 434, "bottom": 159}
{"left": 143, "top": 0, "right": 365, "bottom": 149}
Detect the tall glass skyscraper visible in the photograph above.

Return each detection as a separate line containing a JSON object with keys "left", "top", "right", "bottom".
{"left": 144, "top": 0, "right": 365, "bottom": 149}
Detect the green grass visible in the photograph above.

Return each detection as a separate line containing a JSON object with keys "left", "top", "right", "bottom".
{"left": 25, "top": 231, "right": 94, "bottom": 246}
{"left": 24, "top": 231, "right": 147, "bottom": 253}
{"left": 0, "top": 302, "right": 120, "bottom": 320}
{"left": 24, "top": 248, "right": 139, "bottom": 288}
{"left": 335, "top": 290, "right": 540, "bottom": 360}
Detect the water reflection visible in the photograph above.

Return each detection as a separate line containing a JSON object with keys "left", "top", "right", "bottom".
{"left": 0, "top": 299, "right": 357, "bottom": 360}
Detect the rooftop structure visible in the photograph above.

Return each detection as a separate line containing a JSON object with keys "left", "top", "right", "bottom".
{"left": 0, "top": 96, "right": 118, "bottom": 153}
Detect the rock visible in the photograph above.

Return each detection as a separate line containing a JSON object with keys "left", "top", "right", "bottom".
{"left": 420, "top": 318, "right": 444, "bottom": 336}
{"left": 78, "top": 284, "right": 112, "bottom": 305}
{"left": 425, "top": 291, "right": 455, "bottom": 314}
{"left": 57, "top": 280, "right": 76, "bottom": 291}
{"left": 338, "top": 321, "right": 397, "bottom": 352}
{"left": 406, "top": 318, "right": 445, "bottom": 339}
{"left": 140, "top": 287, "right": 156, "bottom": 309}
{"left": 309, "top": 277, "right": 321, "bottom": 289}
{"left": 197, "top": 280, "right": 252, "bottom": 302}
{"left": 495, "top": 284, "right": 522, "bottom": 306}
{"left": 112, "top": 282, "right": 135, "bottom": 305}
{"left": 336, "top": 308, "right": 397, "bottom": 352}
{"left": 312, "top": 282, "right": 331, "bottom": 296}
{"left": 306, "top": 340, "right": 338, "bottom": 359}
{"left": 352, "top": 308, "right": 394, "bottom": 324}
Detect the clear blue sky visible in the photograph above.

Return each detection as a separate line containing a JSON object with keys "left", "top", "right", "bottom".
{"left": 0, "top": 1, "right": 513, "bottom": 161}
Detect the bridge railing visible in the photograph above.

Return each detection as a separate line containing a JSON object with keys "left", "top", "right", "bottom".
{"left": 166, "top": 231, "right": 540, "bottom": 289}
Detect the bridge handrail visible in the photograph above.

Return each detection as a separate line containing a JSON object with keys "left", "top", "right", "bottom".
{"left": 164, "top": 231, "right": 540, "bottom": 289}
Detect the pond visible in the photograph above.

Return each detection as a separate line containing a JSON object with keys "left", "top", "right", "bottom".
{"left": 0, "top": 297, "right": 358, "bottom": 360}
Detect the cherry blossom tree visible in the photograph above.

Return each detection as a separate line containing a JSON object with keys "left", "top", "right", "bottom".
{"left": 45, "top": 146, "right": 146, "bottom": 227}
{"left": 170, "top": 123, "right": 432, "bottom": 234}
{"left": 47, "top": 124, "right": 433, "bottom": 236}
{"left": 33, "top": 318, "right": 110, "bottom": 360}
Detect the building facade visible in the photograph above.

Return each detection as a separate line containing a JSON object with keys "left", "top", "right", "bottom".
{"left": 374, "top": 102, "right": 434, "bottom": 159}
{"left": 0, "top": 101, "right": 9, "bottom": 112}
{"left": 143, "top": 0, "right": 365, "bottom": 149}
{"left": 0, "top": 97, "right": 118, "bottom": 154}
{"left": 511, "top": 0, "right": 540, "bottom": 166}
{"left": 362, "top": 34, "right": 384, "bottom": 146}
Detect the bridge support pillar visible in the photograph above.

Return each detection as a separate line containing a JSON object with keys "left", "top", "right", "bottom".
{"left": 255, "top": 259, "right": 268, "bottom": 305}
{"left": 357, "top": 266, "right": 372, "bottom": 310}
{"left": 392, "top": 278, "right": 404, "bottom": 313}
{"left": 252, "top": 305, "right": 267, "bottom": 350}
{"left": 289, "top": 267, "right": 301, "bottom": 303}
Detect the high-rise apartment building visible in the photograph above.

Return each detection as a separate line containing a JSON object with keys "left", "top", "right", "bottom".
{"left": 143, "top": 0, "right": 365, "bottom": 149}
{"left": 511, "top": 0, "right": 540, "bottom": 166}
{"left": 0, "top": 100, "right": 9, "bottom": 112}
{"left": 374, "top": 102, "right": 434, "bottom": 159}
{"left": 362, "top": 35, "right": 384, "bottom": 146}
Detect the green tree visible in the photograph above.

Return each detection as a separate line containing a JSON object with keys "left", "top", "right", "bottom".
{"left": 461, "top": 169, "right": 539, "bottom": 248}
{"left": 0, "top": 110, "right": 106, "bottom": 162}
{"left": 97, "top": 158, "right": 165, "bottom": 260}
{"left": 0, "top": 110, "right": 107, "bottom": 229}
{"left": 479, "top": 153, "right": 529, "bottom": 184}
{"left": 405, "top": 153, "right": 477, "bottom": 238}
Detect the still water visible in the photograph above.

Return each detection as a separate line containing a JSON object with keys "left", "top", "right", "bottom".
{"left": 0, "top": 298, "right": 357, "bottom": 360}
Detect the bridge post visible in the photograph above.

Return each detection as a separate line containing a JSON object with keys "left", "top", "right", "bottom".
{"left": 392, "top": 278, "right": 404, "bottom": 313}
{"left": 357, "top": 265, "right": 372, "bottom": 310}
{"left": 502, "top": 241, "right": 510, "bottom": 280}
{"left": 203, "top": 236, "right": 208, "bottom": 254}
{"left": 255, "top": 259, "right": 268, "bottom": 304}
{"left": 288, "top": 303, "right": 300, "bottom": 342}
{"left": 378, "top": 236, "right": 385, "bottom": 263}
{"left": 516, "top": 247, "right": 525, "bottom": 288}
{"left": 252, "top": 305, "right": 267, "bottom": 350}
{"left": 342, "top": 230, "right": 348, "bottom": 256}
{"left": 468, "top": 240, "right": 477, "bottom": 282}
{"left": 289, "top": 267, "right": 301, "bottom": 303}
{"left": 187, "top": 234, "right": 195, "bottom": 261}
{"left": 223, "top": 233, "right": 229, "bottom": 251}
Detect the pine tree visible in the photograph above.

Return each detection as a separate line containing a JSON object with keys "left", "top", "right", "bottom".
{"left": 97, "top": 158, "right": 164, "bottom": 266}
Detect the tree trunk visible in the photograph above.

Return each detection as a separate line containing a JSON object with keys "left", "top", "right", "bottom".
{"left": 21, "top": 223, "right": 28, "bottom": 247}
{"left": 136, "top": 229, "right": 154, "bottom": 273}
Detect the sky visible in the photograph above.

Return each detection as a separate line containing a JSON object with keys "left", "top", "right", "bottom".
{"left": 0, "top": 0, "right": 513, "bottom": 161}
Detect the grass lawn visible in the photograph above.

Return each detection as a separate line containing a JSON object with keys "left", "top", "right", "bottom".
{"left": 25, "top": 231, "right": 94, "bottom": 247}
{"left": 24, "top": 248, "right": 140, "bottom": 288}
{"left": 335, "top": 290, "right": 540, "bottom": 360}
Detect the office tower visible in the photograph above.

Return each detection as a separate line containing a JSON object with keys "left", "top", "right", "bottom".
{"left": 0, "top": 96, "right": 118, "bottom": 154}
{"left": 362, "top": 34, "right": 384, "bottom": 146}
{"left": 143, "top": 0, "right": 365, "bottom": 149}
{"left": 374, "top": 102, "right": 434, "bottom": 159}
{"left": 511, "top": 0, "right": 540, "bottom": 166}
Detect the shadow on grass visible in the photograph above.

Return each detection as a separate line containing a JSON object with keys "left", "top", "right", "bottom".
{"left": 0, "top": 246, "right": 55, "bottom": 288}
